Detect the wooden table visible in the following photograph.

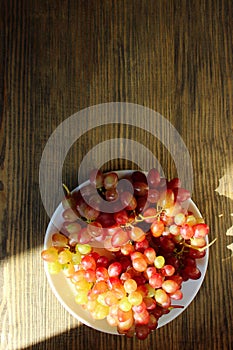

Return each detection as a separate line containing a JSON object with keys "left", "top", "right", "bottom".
{"left": 1, "top": 1, "right": 233, "bottom": 349}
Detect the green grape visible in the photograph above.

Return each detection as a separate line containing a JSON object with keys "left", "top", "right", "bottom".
{"left": 75, "top": 244, "right": 92, "bottom": 255}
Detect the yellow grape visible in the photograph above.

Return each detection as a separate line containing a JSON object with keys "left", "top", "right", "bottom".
{"left": 72, "top": 251, "right": 82, "bottom": 264}
{"left": 97, "top": 293, "right": 108, "bottom": 306}
{"left": 47, "top": 261, "right": 62, "bottom": 274}
{"left": 62, "top": 263, "right": 75, "bottom": 278}
{"left": 124, "top": 279, "right": 137, "bottom": 294}
{"left": 186, "top": 215, "right": 197, "bottom": 226}
{"left": 41, "top": 247, "right": 58, "bottom": 262}
{"left": 58, "top": 249, "right": 73, "bottom": 264}
{"left": 154, "top": 256, "right": 165, "bottom": 269}
{"left": 75, "top": 278, "right": 92, "bottom": 291}
{"left": 75, "top": 290, "right": 88, "bottom": 305}
{"left": 91, "top": 304, "right": 109, "bottom": 320}
{"left": 128, "top": 291, "right": 143, "bottom": 306}
{"left": 52, "top": 232, "right": 68, "bottom": 247}
{"left": 119, "top": 297, "right": 132, "bottom": 312}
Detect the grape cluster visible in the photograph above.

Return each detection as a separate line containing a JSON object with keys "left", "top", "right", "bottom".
{"left": 41, "top": 169, "right": 210, "bottom": 340}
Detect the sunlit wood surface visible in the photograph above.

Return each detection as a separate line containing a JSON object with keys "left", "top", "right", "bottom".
{"left": 1, "top": 1, "right": 233, "bottom": 349}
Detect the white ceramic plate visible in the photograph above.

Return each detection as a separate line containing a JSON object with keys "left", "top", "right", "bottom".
{"left": 44, "top": 171, "right": 209, "bottom": 334}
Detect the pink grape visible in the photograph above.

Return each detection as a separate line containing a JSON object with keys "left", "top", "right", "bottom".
{"left": 89, "top": 168, "right": 104, "bottom": 188}
{"left": 111, "top": 229, "right": 130, "bottom": 248}
{"left": 147, "top": 168, "right": 160, "bottom": 188}
{"left": 108, "top": 262, "right": 123, "bottom": 277}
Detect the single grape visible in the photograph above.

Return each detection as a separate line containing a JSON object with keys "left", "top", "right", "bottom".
{"left": 128, "top": 291, "right": 143, "bottom": 306}
{"left": 75, "top": 290, "right": 88, "bottom": 305}
{"left": 149, "top": 273, "right": 163, "bottom": 289}
{"left": 132, "top": 171, "right": 147, "bottom": 183}
{"left": 91, "top": 304, "right": 109, "bottom": 320}
{"left": 136, "top": 196, "right": 148, "bottom": 213}
{"left": 147, "top": 189, "right": 160, "bottom": 203}
{"left": 96, "top": 255, "right": 109, "bottom": 268}
{"left": 92, "top": 281, "right": 109, "bottom": 295}
{"left": 47, "top": 261, "right": 62, "bottom": 274}
{"left": 135, "top": 324, "right": 150, "bottom": 340}
{"left": 180, "top": 224, "right": 194, "bottom": 239}
{"left": 108, "top": 262, "right": 123, "bottom": 277}
{"left": 75, "top": 243, "right": 92, "bottom": 255}
{"left": 124, "top": 279, "right": 138, "bottom": 294}
{"left": 182, "top": 266, "right": 201, "bottom": 280}
{"left": 148, "top": 314, "right": 158, "bottom": 331}
{"left": 104, "top": 291, "right": 119, "bottom": 306}
{"left": 96, "top": 266, "right": 109, "bottom": 281}
{"left": 161, "top": 264, "right": 175, "bottom": 277}
{"left": 167, "top": 178, "right": 181, "bottom": 189}
{"left": 77, "top": 228, "right": 92, "bottom": 244}
{"left": 58, "top": 249, "right": 73, "bottom": 264}
{"left": 41, "top": 247, "right": 58, "bottom": 262}
{"left": 52, "top": 232, "right": 69, "bottom": 247}
{"left": 144, "top": 247, "right": 156, "bottom": 264}
{"left": 150, "top": 221, "right": 164, "bottom": 238}
{"left": 132, "top": 257, "right": 147, "bottom": 272}
{"left": 145, "top": 266, "right": 157, "bottom": 279}
{"left": 120, "top": 191, "right": 137, "bottom": 211}
{"left": 134, "top": 309, "right": 150, "bottom": 325}
{"left": 157, "top": 189, "right": 174, "bottom": 208}
{"left": 89, "top": 168, "right": 104, "bottom": 188}
{"left": 84, "top": 269, "right": 96, "bottom": 283}
{"left": 129, "top": 227, "right": 146, "bottom": 243}
{"left": 154, "top": 256, "right": 165, "bottom": 269}
{"left": 81, "top": 255, "right": 96, "bottom": 270}
{"left": 154, "top": 289, "right": 170, "bottom": 307}
{"left": 62, "top": 263, "right": 75, "bottom": 278}
{"left": 169, "top": 289, "right": 183, "bottom": 300}
{"left": 111, "top": 229, "right": 130, "bottom": 248}
{"left": 103, "top": 172, "right": 118, "bottom": 190}
{"left": 75, "top": 278, "right": 92, "bottom": 291}
{"left": 173, "top": 187, "right": 191, "bottom": 202}
{"left": 162, "top": 280, "right": 179, "bottom": 294}
{"left": 193, "top": 223, "right": 209, "bottom": 238}
{"left": 119, "top": 297, "right": 132, "bottom": 312}
{"left": 174, "top": 212, "right": 186, "bottom": 225}
{"left": 114, "top": 209, "right": 129, "bottom": 225}
{"left": 147, "top": 168, "right": 160, "bottom": 188}
{"left": 121, "top": 242, "right": 135, "bottom": 255}
{"left": 133, "top": 182, "right": 148, "bottom": 197}
{"left": 62, "top": 208, "right": 79, "bottom": 222}
{"left": 86, "top": 221, "right": 103, "bottom": 238}
{"left": 135, "top": 238, "right": 149, "bottom": 252}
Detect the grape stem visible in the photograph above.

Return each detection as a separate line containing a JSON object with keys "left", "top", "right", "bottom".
{"left": 183, "top": 238, "right": 217, "bottom": 252}
{"left": 62, "top": 183, "right": 71, "bottom": 196}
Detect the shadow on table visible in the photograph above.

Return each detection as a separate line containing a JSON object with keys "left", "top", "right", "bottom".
{"left": 21, "top": 324, "right": 125, "bottom": 350}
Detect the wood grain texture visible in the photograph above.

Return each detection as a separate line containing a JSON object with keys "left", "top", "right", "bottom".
{"left": 0, "top": 0, "right": 233, "bottom": 349}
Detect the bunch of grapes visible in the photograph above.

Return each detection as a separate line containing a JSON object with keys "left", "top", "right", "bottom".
{"left": 41, "top": 169, "right": 212, "bottom": 340}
